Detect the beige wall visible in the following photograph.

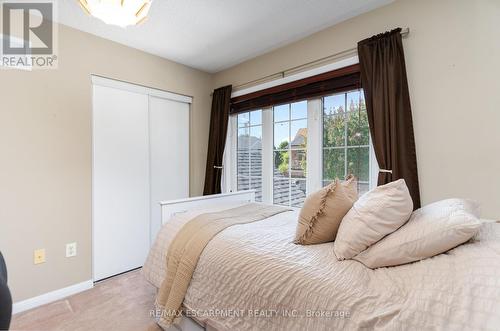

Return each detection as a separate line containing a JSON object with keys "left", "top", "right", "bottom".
{"left": 214, "top": 0, "right": 500, "bottom": 219}
{"left": 0, "top": 24, "right": 212, "bottom": 301}
{"left": 2, "top": 0, "right": 499, "bottom": 304}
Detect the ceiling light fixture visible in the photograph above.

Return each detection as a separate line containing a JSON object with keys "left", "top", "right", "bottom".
{"left": 78, "top": 0, "right": 153, "bottom": 28}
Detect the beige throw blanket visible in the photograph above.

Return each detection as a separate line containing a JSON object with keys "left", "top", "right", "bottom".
{"left": 155, "top": 203, "right": 289, "bottom": 327}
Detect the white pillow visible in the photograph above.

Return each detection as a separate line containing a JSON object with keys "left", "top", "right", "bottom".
{"left": 333, "top": 179, "right": 413, "bottom": 260}
{"left": 353, "top": 199, "right": 482, "bottom": 269}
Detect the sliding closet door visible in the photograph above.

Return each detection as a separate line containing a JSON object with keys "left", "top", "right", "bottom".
{"left": 149, "top": 96, "right": 190, "bottom": 243}
{"left": 93, "top": 84, "right": 150, "bottom": 281}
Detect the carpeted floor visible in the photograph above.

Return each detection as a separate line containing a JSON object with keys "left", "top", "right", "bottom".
{"left": 11, "top": 269, "right": 162, "bottom": 331}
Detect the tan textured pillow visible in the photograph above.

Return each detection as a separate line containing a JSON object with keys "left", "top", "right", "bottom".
{"left": 354, "top": 199, "right": 482, "bottom": 269}
{"left": 294, "top": 176, "right": 358, "bottom": 245}
{"left": 333, "top": 179, "right": 413, "bottom": 260}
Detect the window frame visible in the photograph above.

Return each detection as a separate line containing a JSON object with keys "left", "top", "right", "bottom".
{"left": 272, "top": 101, "right": 308, "bottom": 207}
{"left": 320, "top": 90, "right": 376, "bottom": 195}
{"left": 229, "top": 94, "right": 378, "bottom": 207}
{"left": 235, "top": 110, "right": 264, "bottom": 201}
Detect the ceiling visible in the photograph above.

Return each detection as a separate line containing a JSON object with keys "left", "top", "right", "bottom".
{"left": 57, "top": 0, "right": 392, "bottom": 73}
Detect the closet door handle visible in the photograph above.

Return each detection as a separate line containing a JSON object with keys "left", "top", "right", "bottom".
{"left": 213, "top": 165, "right": 223, "bottom": 169}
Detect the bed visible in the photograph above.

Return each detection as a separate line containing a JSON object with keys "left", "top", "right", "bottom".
{"left": 143, "top": 191, "right": 500, "bottom": 331}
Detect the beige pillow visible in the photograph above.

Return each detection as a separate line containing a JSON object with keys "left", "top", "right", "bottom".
{"left": 333, "top": 179, "right": 413, "bottom": 260}
{"left": 294, "top": 176, "right": 358, "bottom": 245}
{"left": 353, "top": 199, "right": 482, "bottom": 269}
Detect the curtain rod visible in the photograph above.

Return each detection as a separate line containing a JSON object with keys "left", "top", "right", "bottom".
{"left": 221, "top": 27, "right": 409, "bottom": 94}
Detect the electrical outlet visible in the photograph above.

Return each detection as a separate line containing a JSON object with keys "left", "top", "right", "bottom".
{"left": 34, "top": 249, "right": 46, "bottom": 264}
{"left": 66, "top": 242, "right": 77, "bottom": 257}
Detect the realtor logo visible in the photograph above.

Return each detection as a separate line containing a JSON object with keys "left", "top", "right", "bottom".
{"left": 1, "top": 0, "right": 58, "bottom": 69}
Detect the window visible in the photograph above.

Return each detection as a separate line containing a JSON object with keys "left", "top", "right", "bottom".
{"left": 322, "top": 90, "right": 370, "bottom": 194}
{"left": 237, "top": 110, "right": 263, "bottom": 201}
{"left": 273, "top": 101, "right": 308, "bottom": 207}
{"left": 229, "top": 66, "right": 376, "bottom": 207}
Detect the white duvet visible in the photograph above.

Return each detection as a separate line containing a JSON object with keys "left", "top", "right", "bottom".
{"left": 143, "top": 205, "right": 500, "bottom": 331}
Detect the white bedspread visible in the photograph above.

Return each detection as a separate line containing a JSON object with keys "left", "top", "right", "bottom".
{"left": 143, "top": 205, "right": 500, "bottom": 331}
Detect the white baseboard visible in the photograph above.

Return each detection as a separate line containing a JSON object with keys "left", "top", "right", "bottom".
{"left": 12, "top": 280, "right": 94, "bottom": 314}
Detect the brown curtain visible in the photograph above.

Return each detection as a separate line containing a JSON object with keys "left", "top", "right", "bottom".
{"left": 203, "top": 85, "right": 232, "bottom": 195}
{"left": 358, "top": 28, "right": 421, "bottom": 209}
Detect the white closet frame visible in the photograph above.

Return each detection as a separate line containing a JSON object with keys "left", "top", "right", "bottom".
{"left": 91, "top": 75, "right": 192, "bottom": 281}
{"left": 91, "top": 75, "right": 193, "bottom": 104}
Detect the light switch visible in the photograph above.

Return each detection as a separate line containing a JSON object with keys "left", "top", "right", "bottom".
{"left": 34, "top": 249, "right": 46, "bottom": 264}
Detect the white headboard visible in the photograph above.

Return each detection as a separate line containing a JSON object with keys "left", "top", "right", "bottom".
{"left": 160, "top": 190, "right": 256, "bottom": 225}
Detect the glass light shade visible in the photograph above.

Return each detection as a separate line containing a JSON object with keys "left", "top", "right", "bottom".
{"left": 79, "top": 0, "right": 152, "bottom": 27}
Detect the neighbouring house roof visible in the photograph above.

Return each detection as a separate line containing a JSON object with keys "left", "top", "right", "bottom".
{"left": 291, "top": 128, "right": 307, "bottom": 148}
{"left": 238, "top": 135, "right": 262, "bottom": 150}
{"left": 237, "top": 149, "right": 306, "bottom": 206}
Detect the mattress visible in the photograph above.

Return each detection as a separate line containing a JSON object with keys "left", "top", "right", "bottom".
{"left": 143, "top": 204, "right": 500, "bottom": 331}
